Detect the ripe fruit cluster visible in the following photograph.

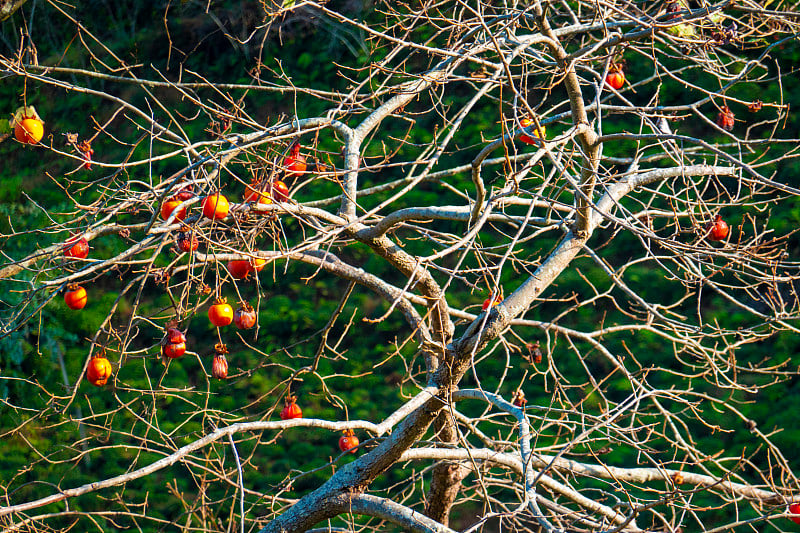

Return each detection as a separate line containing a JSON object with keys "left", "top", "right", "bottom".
{"left": 64, "top": 236, "right": 90, "bottom": 259}
{"left": 280, "top": 394, "right": 303, "bottom": 420}
{"left": 34, "top": 137, "right": 318, "bottom": 391}
{"left": 160, "top": 188, "right": 195, "bottom": 222}
{"left": 482, "top": 293, "right": 503, "bottom": 311}
{"left": 277, "top": 393, "right": 361, "bottom": 453}
{"left": 245, "top": 179, "right": 290, "bottom": 213}
{"left": 207, "top": 298, "right": 259, "bottom": 330}
{"left": 202, "top": 193, "right": 230, "bottom": 220}
{"left": 143, "top": 145, "right": 304, "bottom": 385}
{"left": 283, "top": 142, "right": 307, "bottom": 177}
{"left": 13, "top": 108, "right": 45, "bottom": 145}
{"left": 706, "top": 214, "right": 730, "bottom": 242}
{"left": 226, "top": 257, "right": 267, "bottom": 280}
{"left": 208, "top": 298, "right": 234, "bottom": 327}
{"left": 605, "top": 65, "right": 625, "bottom": 90}
{"left": 64, "top": 284, "right": 88, "bottom": 310}
{"left": 160, "top": 330, "right": 230, "bottom": 380}
{"left": 162, "top": 328, "right": 187, "bottom": 359}
{"left": 245, "top": 181, "right": 273, "bottom": 209}
{"left": 86, "top": 352, "right": 113, "bottom": 386}
{"left": 339, "top": 430, "right": 359, "bottom": 453}
{"left": 519, "top": 117, "right": 545, "bottom": 145}
{"left": 156, "top": 149, "right": 300, "bottom": 226}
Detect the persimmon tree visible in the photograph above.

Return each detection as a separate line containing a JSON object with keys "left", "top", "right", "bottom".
{"left": 2, "top": 1, "right": 800, "bottom": 532}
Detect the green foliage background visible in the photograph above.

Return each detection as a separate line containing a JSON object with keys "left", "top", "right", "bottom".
{"left": 1, "top": 1, "right": 799, "bottom": 531}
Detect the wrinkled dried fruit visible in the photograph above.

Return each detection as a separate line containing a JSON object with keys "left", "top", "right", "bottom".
{"left": 748, "top": 100, "right": 762, "bottom": 112}
{"left": 212, "top": 344, "right": 229, "bottom": 379}
{"left": 177, "top": 230, "right": 199, "bottom": 253}
{"left": 77, "top": 140, "right": 93, "bottom": 170}
{"left": 176, "top": 186, "right": 194, "bottom": 201}
{"left": 527, "top": 341, "right": 543, "bottom": 364}
{"left": 212, "top": 354, "right": 228, "bottom": 379}
{"left": 167, "top": 328, "right": 186, "bottom": 344}
{"left": 512, "top": 390, "right": 527, "bottom": 408}
{"left": 715, "top": 105, "right": 735, "bottom": 131}
{"left": 233, "top": 303, "right": 257, "bottom": 330}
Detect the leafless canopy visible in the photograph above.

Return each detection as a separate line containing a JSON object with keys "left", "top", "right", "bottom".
{"left": 2, "top": 1, "right": 800, "bottom": 532}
